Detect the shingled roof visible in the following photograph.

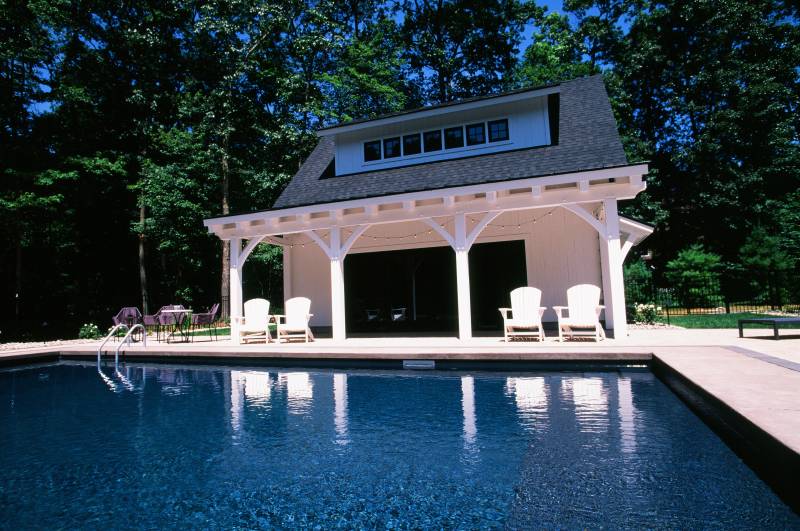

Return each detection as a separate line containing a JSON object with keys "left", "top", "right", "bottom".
{"left": 273, "top": 75, "right": 628, "bottom": 210}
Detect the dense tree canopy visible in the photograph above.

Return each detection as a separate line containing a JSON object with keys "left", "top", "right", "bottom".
{"left": 1, "top": 0, "right": 798, "bottom": 338}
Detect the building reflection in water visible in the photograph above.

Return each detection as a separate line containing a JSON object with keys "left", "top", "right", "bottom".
{"left": 505, "top": 377, "right": 548, "bottom": 430}
{"left": 333, "top": 373, "right": 349, "bottom": 444}
{"left": 229, "top": 371, "right": 273, "bottom": 435}
{"left": 281, "top": 372, "right": 313, "bottom": 414}
{"left": 562, "top": 378, "right": 609, "bottom": 433}
{"left": 461, "top": 376, "right": 477, "bottom": 450}
{"left": 617, "top": 377, "right": 637, "bottom": 453}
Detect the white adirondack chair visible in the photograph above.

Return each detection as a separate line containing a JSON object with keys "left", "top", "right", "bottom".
{"left": 498, "top": 287, "right": 547, "bottom": 341}
{"left": 552, "top": 284, "right": 606, "bottom": 341}
{"left": 275, "top": 297, "right": 314, "bottom": 343}
{"left": 237, "top": 298, "right": 271, "bottom": 343}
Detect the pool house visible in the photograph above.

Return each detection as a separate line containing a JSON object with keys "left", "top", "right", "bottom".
{"left": 203, "top": 75, "right": 653, "bottom": 342}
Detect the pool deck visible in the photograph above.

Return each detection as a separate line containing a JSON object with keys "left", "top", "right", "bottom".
{"left": 2, "top": 329, "right": 799, "bottom": 480}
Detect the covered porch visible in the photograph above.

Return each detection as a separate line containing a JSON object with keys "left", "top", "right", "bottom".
{"left": 204, "top": 163, "right": 652, "bottom": 343}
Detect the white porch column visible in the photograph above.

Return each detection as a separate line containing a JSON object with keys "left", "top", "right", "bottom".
{"left": 600, "top": 199, "right": 628, "bottom": 337}
{"left": 229, "top": 238, "right": 243, "bottom": 343}
{"left": 282, "top": 244, "right": 292, "bottom": 300}
{"left": 329, "top": 227, "right": 347, "bottom": 342}
{"left": 454, "top": 213, "right": 473, "bottom": 341}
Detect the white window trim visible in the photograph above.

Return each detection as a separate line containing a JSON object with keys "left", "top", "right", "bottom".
{"left": 362, "top": 115, "right": 515, "bottom": 167}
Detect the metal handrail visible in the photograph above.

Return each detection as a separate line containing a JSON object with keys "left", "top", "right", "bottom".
{"left": 97, "top": 324, "right": 129, "bottom": 362}
{"left": 116, "top": 324, "right": 146, "bottom": 364}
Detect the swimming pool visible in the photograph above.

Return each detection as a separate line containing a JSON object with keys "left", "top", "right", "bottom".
{"left": 0, "top": 362, "right": 796, "bottom": 528}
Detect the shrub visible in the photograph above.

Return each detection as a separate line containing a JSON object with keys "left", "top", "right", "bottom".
{"left": 78, "top": 323, "right": 101, "bottom": 340}
{"left": 665, "top": 244, "right": 724, "bottom": 310}
{"left": 633, "top": 303, "right": 662, "bottom": 324}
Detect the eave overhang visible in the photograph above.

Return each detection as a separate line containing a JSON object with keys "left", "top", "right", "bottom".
{"left": 203, "top": 163, "right": 649, "bottom": 241}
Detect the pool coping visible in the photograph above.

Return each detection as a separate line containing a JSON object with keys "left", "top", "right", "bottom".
{"left": 1, "top": 345, "right": 798, "bottom": 514}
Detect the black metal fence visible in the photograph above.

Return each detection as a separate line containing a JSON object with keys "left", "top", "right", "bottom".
{"left": 625, "top": 272, "right": 800, "bottom": 323}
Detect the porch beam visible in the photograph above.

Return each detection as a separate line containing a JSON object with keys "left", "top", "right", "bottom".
{"left": 205, "top": 163, "right": 648, "bottom": 231}
{"left": 342, "top": 225, "right": 369, "bottom": 255}
{"left": 621, "top": 238, "right": 635, "bottom": 262}
{"left": 561, "top": 204, "right": 606, "bottom": 236}
{"left": 466, "top": 211, "right": 501, "bottom": 250}
{"left": 306, "top": 230, "right": 333, "bottom": 259}
{"left": 220, "top": 183, "right": 640, "bottom": 240}
{"left": 422, "top": 218, "right": 456, "bottom": 248}
{"left": 240, "top": 235, "right": 267, "bottom": 263}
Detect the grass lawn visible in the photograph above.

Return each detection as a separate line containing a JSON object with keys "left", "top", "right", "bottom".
{"left": 188, "top": 324, "right": 279, "bottom": 337}
{"left": 664, "top": 312, "right": 800, "bottom": 329}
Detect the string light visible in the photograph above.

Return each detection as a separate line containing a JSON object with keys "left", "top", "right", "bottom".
{"left": 284, "top": 209, "right": 557, "bottom": 247}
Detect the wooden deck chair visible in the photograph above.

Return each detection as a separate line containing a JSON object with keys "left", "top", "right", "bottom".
{"left": 275, "top": 297, "right": 314, "bottom": 343}
{"left": 553, "top": 284, "right": 606, "bottom": 341}
{"left": 238, "top": 298, "right": 271, "bottom": 343}
{"left": 499, "top": 287, "right": 547, "bottom": 341}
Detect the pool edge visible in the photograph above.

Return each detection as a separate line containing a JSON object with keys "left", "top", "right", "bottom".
{"left": 652, "top": 355, "right": 800, "bottom": 514}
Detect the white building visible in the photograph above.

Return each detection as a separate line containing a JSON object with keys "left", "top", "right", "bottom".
{"left": 203, "top": 75, "right": 652, "bottom": 341}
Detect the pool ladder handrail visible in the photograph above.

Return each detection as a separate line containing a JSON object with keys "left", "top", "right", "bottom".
{"left": 97, "top": 324, "right": 129, "bottom": 362}
{"left": 115, "top": 324, "right": 146, "bottom": 364}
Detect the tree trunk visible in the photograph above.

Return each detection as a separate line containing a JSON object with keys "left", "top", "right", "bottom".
{"left": 15, "top": 242, "right": 21, "bottom": 320}
{"left": 138, "top": 202, "right": 149, "bottom": 314}
{"left": 220, "top": 133, "right": 231, "bottom": 319}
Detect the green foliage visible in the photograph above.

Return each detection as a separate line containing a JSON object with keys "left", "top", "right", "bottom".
{"left": 668, "top": 313, "right": 800, "bottom": 330}
{"left": 665, "top": 245, "right": 724, "bottom": 309}
{"left": 2, "top": 0, "right": 799, "bottom": 338}
{"left": 78, "top": 323, "right": 101, "bottom": 340}
{"left": 514, "top": 11, "right": 598, "bottom": 87}
{"left": 633, "top": 303, "right": 662, "bottom": 325}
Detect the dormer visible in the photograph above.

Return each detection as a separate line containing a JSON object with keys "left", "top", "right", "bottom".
{"left": 318, "top": 85, "right": 560, "bottom": 177}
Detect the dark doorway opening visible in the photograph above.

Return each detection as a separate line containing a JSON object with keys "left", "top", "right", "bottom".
{"left": 344, "top": 239, "right": 527, "bottom": 335}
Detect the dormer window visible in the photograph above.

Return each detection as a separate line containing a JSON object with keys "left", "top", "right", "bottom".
{"left": 423, "top": 130, "right": 442, "bottom": 152}
{"left": 488, "top": 119, "right": 509, "bottom": 142}
{"left": 403, "top": 134, "right": 421, "bottom": 156}
{"left": 364, "top": 140, "right": 381, "bottom": 162}
{"left": 466, "top": 123, "right": 486, "bottom": 146}
{"left": 362, "top": 117, "right": 511, "bottom": 163}
{"left": 383, "top": 137, "right": 401, "bottom": 158}
{"left": 444, "top": 126, "right": 464, "bottom": 149}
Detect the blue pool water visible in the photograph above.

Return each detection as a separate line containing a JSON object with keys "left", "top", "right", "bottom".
{"left": 0, "top": 362, "right": 796, "bottom": 529}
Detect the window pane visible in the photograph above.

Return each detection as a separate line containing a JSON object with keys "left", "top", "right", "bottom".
{"left": 403, "top": 134, "right": 421, "bottom": 156}
{"left": 364, "top": 140, "right": 381, "bottom": 162}
{"left": 423, "top": 130, "right": 442, "bottom": 152}
{"left": 383, "top": 137, "right": 401, "bottom": 158}
{"left": 444, "top": 127, "right": 464, "bottom": 149}
{"left": 466, "top": 123, "right": 485, "bottom": 146}
{"left": 488, "top": 119, "right": 509, "bottom": 142}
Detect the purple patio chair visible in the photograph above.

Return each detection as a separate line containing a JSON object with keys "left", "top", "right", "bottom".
{"left": 111, "top": 307, "right": 142, "bottom": 340}
{"left": 191, "top": 303, "right": 220, "bottom": 342}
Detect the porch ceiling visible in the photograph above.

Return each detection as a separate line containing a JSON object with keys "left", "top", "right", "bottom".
{"left": 203, "top": 163, "right": 648, "bottom": 241}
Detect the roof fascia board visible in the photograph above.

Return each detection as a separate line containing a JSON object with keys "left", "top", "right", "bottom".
{"left": 316, "top": 86, "right": 560, "bottom": 137}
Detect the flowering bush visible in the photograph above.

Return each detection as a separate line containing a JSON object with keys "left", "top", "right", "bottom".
{"left": 634, "top": 303, "right": 662, "bottom": 324}
{"left": 78, "top": 323, "right": 101, "bottom": 339}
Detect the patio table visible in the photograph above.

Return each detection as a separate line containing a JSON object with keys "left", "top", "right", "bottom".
{"left": 161, "top": 309, "right": 193, "bottom": 343}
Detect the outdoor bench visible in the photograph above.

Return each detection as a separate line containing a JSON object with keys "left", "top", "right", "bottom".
{"left": 738, "top": 317, "right": 800, "bottom": 340}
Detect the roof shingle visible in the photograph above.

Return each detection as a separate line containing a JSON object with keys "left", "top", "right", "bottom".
{"left": 273, "top": 75, "right": 628, "bottom": 209}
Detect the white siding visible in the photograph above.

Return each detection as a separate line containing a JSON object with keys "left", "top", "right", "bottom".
{"left": 333, "top": 96, "right": 550, "bottom": 176}
{"left": 284, "top": 208, "right": 602, "bottom": 327}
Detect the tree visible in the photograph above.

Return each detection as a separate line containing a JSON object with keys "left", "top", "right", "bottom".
{"left": 400, "top": 0, "right": 532, "bottom": 103}
{"left": 665, "top": 244, "right": 723, "bottom": 311}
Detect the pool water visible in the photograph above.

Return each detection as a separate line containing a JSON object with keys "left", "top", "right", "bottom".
{"left": 0, "top": 362, "right": 796, "bottom": 529}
